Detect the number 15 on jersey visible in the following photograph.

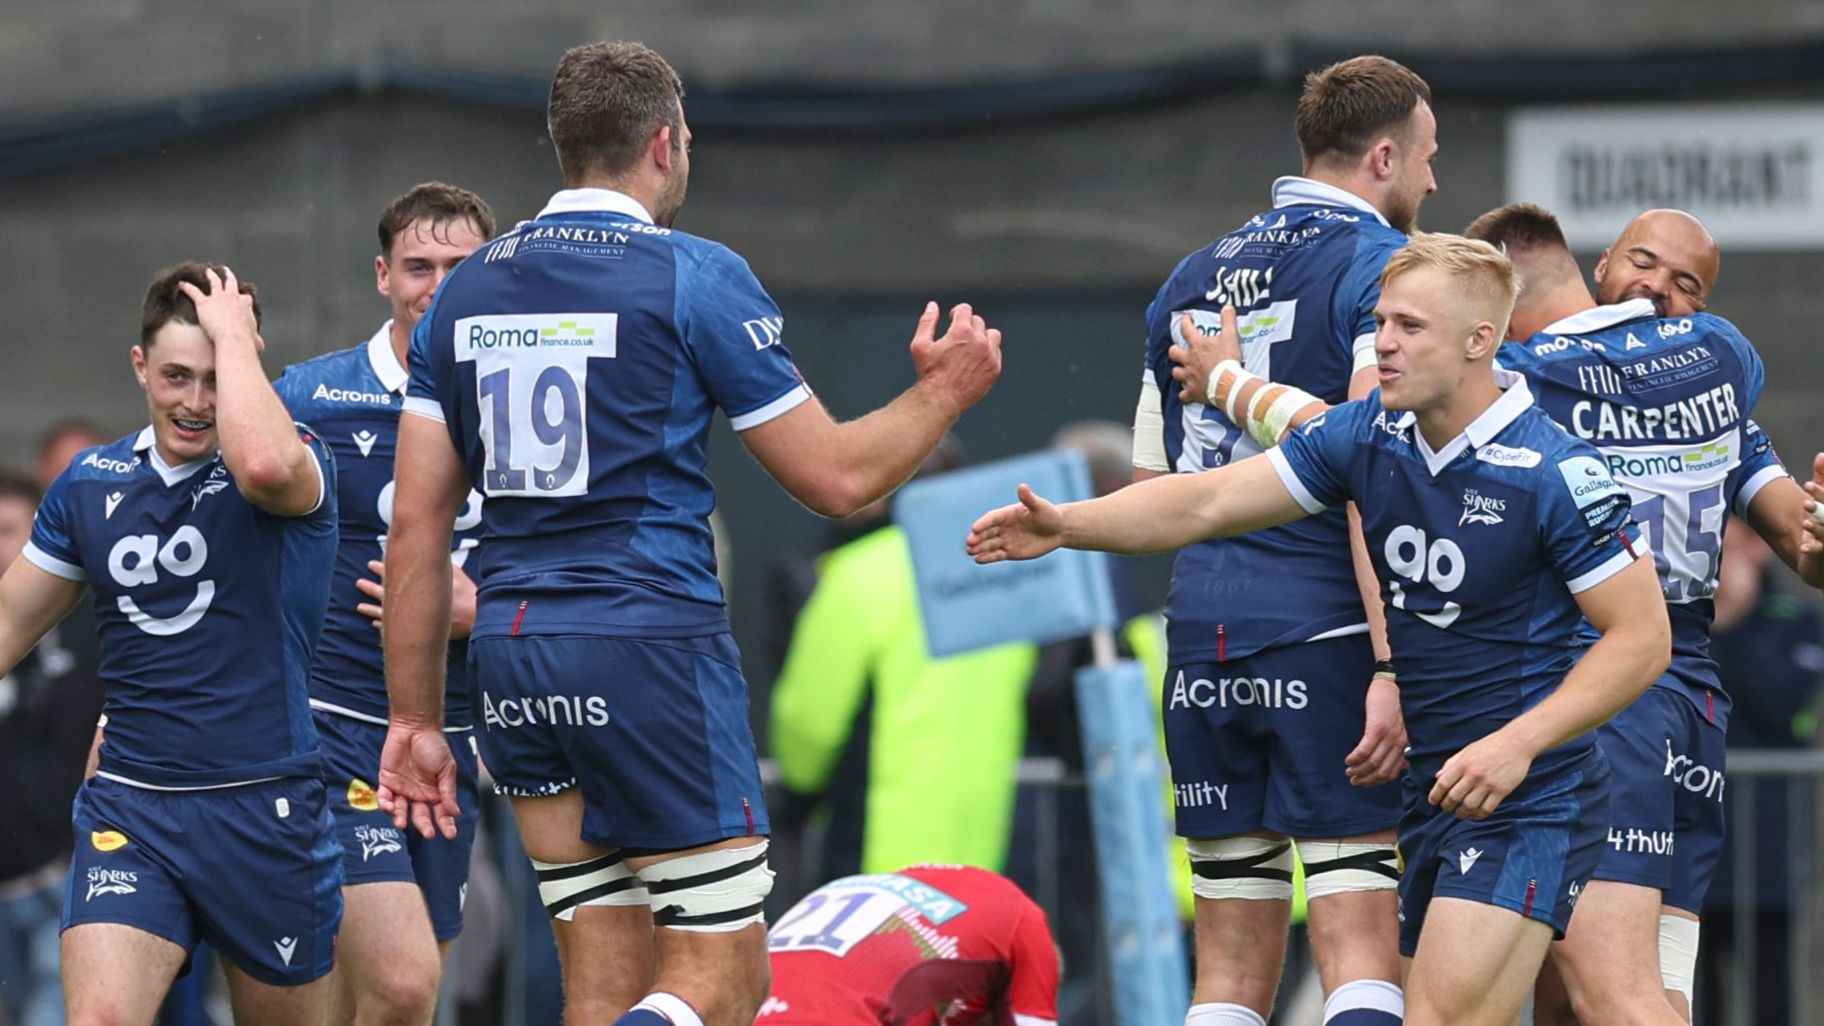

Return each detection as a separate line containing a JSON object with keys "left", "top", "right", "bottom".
{"left": 455, "top": 313, "right": 618, "bottom": 498}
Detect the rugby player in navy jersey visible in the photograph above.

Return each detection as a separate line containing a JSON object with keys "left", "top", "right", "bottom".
{"left": 1131, "top": 55, "right": 1434, "bottom": 1026}
{"left": 0, "top": 264, "right": 341, "bottom": 1026}
{"left": 1176, "top": 207, "right": 1824, "bottom": 1024}
{"left": 972, "top": 234, "right": 1673, "bottom": 1026}
{"left": 376, "top": 42, "right": 1004, "bottom": 1026}
{"left": 274, "top": 183, "right": 494, "bottom": 1026}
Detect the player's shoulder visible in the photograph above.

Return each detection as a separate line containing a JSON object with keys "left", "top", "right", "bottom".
{"left": 1684, "top": 310, "right": 1757, "bottom": 356}
{"left": 896, "top": 864, "right": 1034, "bottom": 910}
{"left": 63, "top": 432, "right": 147, "bottom": 485}
{"left": 276, "top": 345, "right": 397, "bottom": 419}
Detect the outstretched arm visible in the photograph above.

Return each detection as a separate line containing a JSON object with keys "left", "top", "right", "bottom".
{"left": 967, "top": 453, "right": 1309, "bottom": 563}
{"left": 742, "top": 302, "right": 1001, "bottom": 518}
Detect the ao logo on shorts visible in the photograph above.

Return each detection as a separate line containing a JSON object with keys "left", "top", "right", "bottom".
{"left": 106, "top": 526, "right": 214, "bottom": 636}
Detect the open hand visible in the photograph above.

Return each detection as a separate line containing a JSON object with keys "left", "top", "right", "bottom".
{"left": 1168, "top": 306, "right": 1243, "bottom": 406}
{"left": 377, "top": 721, "right": 460, "bottom": 839}
{"left": 966, "top": 484, "right": 1064, "bottom": 563}
{"left": 174, "top": 265, "right": 264, "bottom": 353}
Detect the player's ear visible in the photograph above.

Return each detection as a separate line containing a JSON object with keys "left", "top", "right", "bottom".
{"left": 1592, "top": 247, "right": 1611, "bottom": 285}
{"left": 130, "top": 345, "right": 150, "bottom": 389}
{"left": 375, "top": 254, "right": 391, "bottom": 299}
{"left": 1464, "top": 320, "right": 1498, "bottom": 361}
{"left": 652, "top": 124, "right": 677, "bottom": 173}
{"left": 1368, "top": 136, "right": 1397, "bottom": 181}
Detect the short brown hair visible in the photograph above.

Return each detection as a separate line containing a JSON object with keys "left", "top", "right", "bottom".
{"left": 1383, "top": 232, "right": 1520, "bottom": 329}
{"left": 1464, "top": 203, "right": 1569, "bottom": 256}
{"left": 378, "top": 182, "right": 496, "bottom": 258}
{"left": 547, "top": 41, "right": 686, "bottom": 183}
{"left": 140, "top": 262, "right": 261, "bottom": 345}
{"left": 1295, "top": 56, "right": 1432, "bottom": 168}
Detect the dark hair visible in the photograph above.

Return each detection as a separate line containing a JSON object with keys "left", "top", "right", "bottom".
{"left": 140, "top": 262, "right": 261, "bottom": 345}
{"left": 0, "top": 469, "right": 40, "bottom": 508}
{"left": 1295, "top": 56, "right": 1433, "bottom": 168}
{"left": 1463, "top": 202, "right": 1570, "bottom": 256}
{"left": 547, "top": 41, "right": 686, "bottom": 183}
{"left": 378, "top": 182, "right": 496, "bottom": 258}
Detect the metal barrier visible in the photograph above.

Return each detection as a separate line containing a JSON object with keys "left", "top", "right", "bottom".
{"left": 1712, "top": 747, "right": 1824, "bottom": 1026}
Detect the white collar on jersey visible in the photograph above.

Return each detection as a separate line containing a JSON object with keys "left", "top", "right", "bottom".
{"left": 1392, "top": 367, "right": 1536, "bottom": 476}
{"left": 1270, "top": 176, "right": 1391, "bottom": 228}
{"left": 1540, "top": 297, "right": 1658, "bottom": 336}
{"left": 365, "top": 320, "right": 408, "bottom": 394}
{"left": 132, "top": 426, "right": 215, "bottom": 486}
{"left": 535, "top": 188, "right": 655, "bottom": 224}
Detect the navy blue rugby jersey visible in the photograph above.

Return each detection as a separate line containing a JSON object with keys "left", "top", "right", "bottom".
{"left": 23, "top": 427, "right": 336, "bottom": 788}
{"left": 1268, "top": 371, "right": 1645, "bottom": 782}
{"left": 406, "top": 189, "right": 811, "bottom": 639}
{"left": 275, "top": 325, "right": 486, "bottom": 728}
{"left": 1144, "top": 177, "right": 1407, "bottom": 662}
{"left": 1499, "top": 300, "right": 1787, "bottom": 729}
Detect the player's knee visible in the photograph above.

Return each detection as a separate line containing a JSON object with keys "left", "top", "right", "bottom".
{"left": 358, "top": 962, "right": 441, "bottom": 1026}
{"left": 637, "top": 839, "right": 774, "bottom": 933}
{"left": 67, "top": 1004, "right": 141, "bottom": 1026}
{"left": 532, "top": 852, "right": 649, "bottom": 921}
{"left": 1299, "top": 840, "right": 1399, "bottom": 901}
{"left": 1186, "top": 836, "right": 1295, "bottom": 901}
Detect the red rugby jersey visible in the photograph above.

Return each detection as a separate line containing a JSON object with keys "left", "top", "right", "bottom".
{"left": 761, "top": 864, "right": 1059, "bottom": 1026}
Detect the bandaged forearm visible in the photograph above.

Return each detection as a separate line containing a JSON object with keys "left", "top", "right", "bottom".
{"left": 1206, "top": 360, "right": 1328, "bottom": 448}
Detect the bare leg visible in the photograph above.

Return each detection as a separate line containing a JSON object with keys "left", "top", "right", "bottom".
{"left": 1302, "top": 830, "right": 1402, "bottom": 995}
{"left": 61, "top": 923, "right": 187, "bottom": 1026}
{"left": 511, "top": 791, "right": 655, "bottom": 1026}
{"left": 623, "top": 839, "right": 771, "bottom": 1026}
{"left": 221, "top": 960, "right": 332, "bottom": 1026}
{"left": 332, "top": 881, "right": 442, "bottom": 1026}
{"left": 1405, "top": 897, "right": 1553, "bottom": 1026}
{"left": 1551, "top": 881, "right": 1687, "bottom": 1026}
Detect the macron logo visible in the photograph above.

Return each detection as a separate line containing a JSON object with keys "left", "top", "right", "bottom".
{"left": 1458, "top": 848, "right": 1483, "bottom": 875}
{"left": 105, "top": 492, "right": 124, "bottom": 519}
{"left": 352, "top": 431, "right": 378, "bottom": 457}
{"left": 274, "top": 937, "right": 298, "bottom": 965}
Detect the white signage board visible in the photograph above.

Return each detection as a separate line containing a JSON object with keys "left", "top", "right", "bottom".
{"left": 1508, "top": 104, "right": 1824, "bottom": 250}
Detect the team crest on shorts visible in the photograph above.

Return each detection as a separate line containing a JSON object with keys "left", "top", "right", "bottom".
{"left": 90, "top": 830, "right": 129, "bottom": 852}
{"left": 347, "top": 778, "right": 380, "bottom": 812}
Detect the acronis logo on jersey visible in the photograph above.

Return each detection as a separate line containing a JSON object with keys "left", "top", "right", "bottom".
{"left": 80, "top": 452, "right": 140, "bottom": 475}
{"left": 312, "top": 382, "right": 393, "bottom": 406}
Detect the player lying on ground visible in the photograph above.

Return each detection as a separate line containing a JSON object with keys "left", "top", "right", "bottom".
{"left": 969, "top": 234, "right": 1670, "bottom": 1026}
{"left": 760, "top": 864, "right": 1058, "bottom": 1026}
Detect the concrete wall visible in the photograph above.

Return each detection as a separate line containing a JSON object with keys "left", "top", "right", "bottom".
{"left": 3, "top": 3, "right": 1823, "bottom": 681}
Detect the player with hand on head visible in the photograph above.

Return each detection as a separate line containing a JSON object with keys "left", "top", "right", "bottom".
{"left": 1132, "top": 54, "right": 1436, "bottom": 1026}
{"left": 1, "top": 264, "right": 342, "bottom": 1026}
{"left": 975, "top": 234, "right": 1672, "bottom": 1026}
{"left": 377, "top": 40, "right": 1004, "bottom": 1026}
{"left": 274, "top": 183, "right": 496, "bottom": 1026}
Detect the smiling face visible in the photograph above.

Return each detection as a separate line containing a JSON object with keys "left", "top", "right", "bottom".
{"left": 377, "top": 216, "right": 489, "bottom": 336}
{"left": 132, "top": 322, "right": 218, "bottom": 466}
{"left": 1594, "top": 209, "right": 1719, "bottom": 316}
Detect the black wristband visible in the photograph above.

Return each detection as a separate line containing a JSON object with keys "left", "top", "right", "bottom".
{"left": 1373, "top": 659, "right": 1396, "bottom": 675}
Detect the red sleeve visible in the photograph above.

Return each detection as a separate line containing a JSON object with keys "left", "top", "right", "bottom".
{"left": 999, "top": 899, "right": 1059, "bottom": 1025}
